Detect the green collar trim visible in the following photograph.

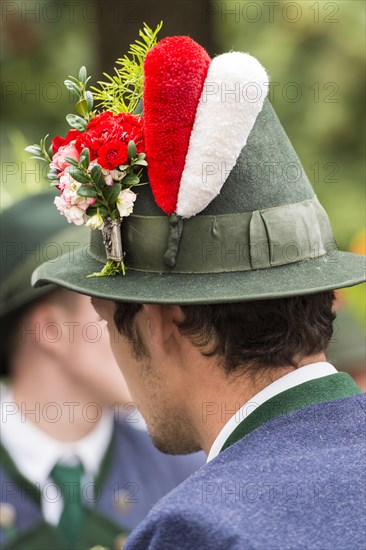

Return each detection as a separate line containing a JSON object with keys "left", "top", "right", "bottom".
{"left": 1, "top": 512, "right": 127, "bottom": 550}
{"left": 1, "top": 521, "right": 67, "bottom": 550}
{"left": 220, "top": 372, "right": 361, "bottom": 454}
{"left": 0, "top": 419, "right": 117, "bottom": 506}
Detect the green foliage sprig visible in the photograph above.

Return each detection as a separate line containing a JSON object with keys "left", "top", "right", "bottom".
{"left": 64, "top": 66, "right": 95, "bottom": 128}
{"left": 25, "top": 135, "right": 53, "bottom": 163}
{"left": 86, "top": 259, "right": 126, "bottom": 278}
{"left": 25, "top": 66, "right": 95, "bottom": 182}
{"left": 91, "top": 21, "right": 163, "bottom": 113}
{"left": 25, "top": 135, "right": 60, "bottom": 182}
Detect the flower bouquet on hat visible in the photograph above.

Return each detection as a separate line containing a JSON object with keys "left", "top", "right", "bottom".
{"left": 26, "top": 22, "right": 162, "bottom": 277}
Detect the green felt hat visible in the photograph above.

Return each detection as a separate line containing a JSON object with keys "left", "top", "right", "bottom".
{"left": 32, "top": 98, "right": 365, "bottom": 303}
{"left": 0, "top": 191, "right": 88, "bottom": 374}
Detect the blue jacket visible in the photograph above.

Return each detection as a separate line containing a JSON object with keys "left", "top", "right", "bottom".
{"left": 0, "top": 420, "right": 205, "bottom": 549}
{"left": 125, "top": 374, "right": 365, "bottom": 549}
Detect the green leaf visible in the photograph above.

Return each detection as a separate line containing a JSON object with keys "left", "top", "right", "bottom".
{"left": 90, "top": 164, "right": 106, "bottom": 188}
{"left": 67, "top": 75, "right": 82, "bottom": 85}
{"left": 47, "top": 145, "right": 54, "bottom": 159}
{"left": 134, "top": 98, "right": 143, "bottom": 115}
{"left": 75, "top": 99, "right": 89, "bottom": 118}
{"left": 110, "top": 208, "right": 120, "bottom": 219}
{"left": 122, "top": 173, "right": 140, "bottom": 186}
{"left": 77, "top": 185, "right": 98, "bottom": 198}
{"left": 79, "top": 66, "right": 87, "bottom": 84}
{"left": 47, "top": 171, "right": 59, "bottom": 181}
{"left": 87, "top": 205, "right": 109, "bottom": 217}
{"left": 97, "top": 205, "right": 109, "bottom": 217}
{"left": 86, "top": 205, "right": 98, "bottom": 216}
{"left": 66, "top": 114, "right": 87, "bottom": 131}
{"left": 30, "top": 156, "right": 48, "bottom": 162}
{"left": 128, "top": 140, "right": 137, "bottom": 159}
{"left": 65, "top": 156, "right": 79, "bottom": 167}
{"left": 85, "top": 90, "right": 94, "bottom": 111}
{"left": 25, "top": 135, "right": 53, "bottom": 163}
{"left": 68, "top": 166, "right": 90, "bottom": 183}
{"left": 103, "top": 183, "right": 121, "bottom": 205}
{"left": 64, "top": 79, "right": 81, "bottom": 97}
{"left": 25, "top": 145, "right": 42, "bottom": 155}
{"left": 134, "top": 159, "right": 148, "bottom": 166}
{"left": 79, "top": 148, "right": 90, "bottom": 170}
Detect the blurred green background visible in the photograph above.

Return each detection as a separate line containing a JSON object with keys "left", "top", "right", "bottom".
{"left": 1, "top": 0, "right": 364, "bottom": 319}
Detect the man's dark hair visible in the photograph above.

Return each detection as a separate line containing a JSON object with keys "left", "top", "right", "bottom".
{"left": 114, "top": 291, "right": 336, "bottom": 374}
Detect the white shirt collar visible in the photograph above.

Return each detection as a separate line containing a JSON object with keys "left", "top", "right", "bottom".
{"left": 0, "top": 386, "right": 114, "bottom": 485}
{"left": 207, "top": 361, "right": 338, "bottom": 463}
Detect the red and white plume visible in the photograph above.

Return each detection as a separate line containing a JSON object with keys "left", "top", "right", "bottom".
{"left": 143, "top": 36, "right": 269, "bottom": 265}
{"left": 144, "top": 36, "right": 269, "bottom": 217}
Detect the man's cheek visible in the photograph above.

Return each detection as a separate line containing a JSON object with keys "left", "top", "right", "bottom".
{"left": 108, "top": 337, "right": 127, "bottom": 371}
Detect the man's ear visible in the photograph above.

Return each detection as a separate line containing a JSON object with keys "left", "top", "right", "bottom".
{"left": 24, "top": 301, "right": 67, "bottom": 359}
{"left": 142, "top": 304, "right": 183, "bottom": 356}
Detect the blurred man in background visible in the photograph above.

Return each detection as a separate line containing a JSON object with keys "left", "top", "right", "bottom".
{"left": 326, "top": 233, "right": 366, "bottom": 392}
{"left": 0, "top": 192, "right": 204, "bottom": 550}
{"left": 327, "top": 298, "right": 366, "bottom": 391}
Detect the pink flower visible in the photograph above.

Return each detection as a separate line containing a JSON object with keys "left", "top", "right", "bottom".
{"left": 54, "top": 196, "right": 86, "bottom": 225}
{"left": 54, "top": 173, "right": 96, "bottom": 226}
{"left": 50, "top": 142, "right": 80, "bottom": 173}
{"left": 58, "top": 171, "right": 76, "bottom": 192}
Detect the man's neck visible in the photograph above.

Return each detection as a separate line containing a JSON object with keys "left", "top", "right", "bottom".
{"left": 10, "top": 356, "right": 107, "bottom": 442}
{"left": 191, "top": 354, "right": 326, "bottom": 455}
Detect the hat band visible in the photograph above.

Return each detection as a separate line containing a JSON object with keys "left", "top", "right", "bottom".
{"left": 88, "top": 197, "right": 337, "bottom": 274}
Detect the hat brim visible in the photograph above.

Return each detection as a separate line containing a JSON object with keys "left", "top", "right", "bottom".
{"left": 32, "top": 249, "right": 365, "bottom": 304}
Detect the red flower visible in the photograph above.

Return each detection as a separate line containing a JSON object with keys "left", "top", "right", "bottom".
{"left": 52, "top": 129, "right": 82, "bottom": 153}
{"left": 76, "top": 112, "right": 121, "bottom": 160}
{"left": 115, "top": 113, "right": 145, "bottom": 154}
{"left": 75, "top": 112, "right": 144, "bottom": 165}
{"left": 97, "top": 139, "right": 129, "bottom": 170}
{"left": 86, "top": 111, "right": 115, "bottom": 129}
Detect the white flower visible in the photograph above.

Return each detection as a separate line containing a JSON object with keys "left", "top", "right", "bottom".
{"left": 100, "top": 166, "right": 114, "bottom": 186}
{"left": 86, "top": 211, "right": 104, "bottom": 230}
{"left": 116, "top": 188, "right": 136, "bottom": 218}
{"left": 111, "top": 169, "right": 126, "bottom": 181}
{"left": 101, "top": 169, "right": 113, "bottom": 186}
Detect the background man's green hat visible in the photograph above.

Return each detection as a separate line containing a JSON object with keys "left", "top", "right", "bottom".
{"left": 32, "top": 37, "right": 365, "bottom": 303}
{"left": 0, "top": 191, "right": 88, "bottom": 374}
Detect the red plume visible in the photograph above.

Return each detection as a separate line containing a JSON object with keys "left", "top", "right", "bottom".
{"left": 143, "top": 36, "right": 211, "bottom": 214}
